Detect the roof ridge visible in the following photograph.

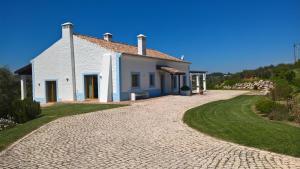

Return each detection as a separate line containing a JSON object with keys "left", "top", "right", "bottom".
{"left": 74, "top": 33, "right": 189, "bottom": 63}
{"left": 75, "top": 33, "right": 137, "bottom": 47}
{"left": 74, "top": 33, "right": 175, "bottom": 55}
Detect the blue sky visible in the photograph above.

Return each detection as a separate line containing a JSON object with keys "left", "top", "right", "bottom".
{"left": 0, "top": 0, "right": 300, "bottom": 73}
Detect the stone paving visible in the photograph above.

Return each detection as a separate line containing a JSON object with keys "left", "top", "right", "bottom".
{"left": 1, "top": 90, "right": 300, "bottom": 168}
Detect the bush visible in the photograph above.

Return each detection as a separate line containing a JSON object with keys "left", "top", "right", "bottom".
{"left": 256, "top": 98, "right": 290, "bottom": 121}
{"left": 253, "top": 85, "right": 258, "bottom": 90}
{"left": 181, "top": 85, "right": 190, "bottom": 91}
{"left": 290, "top": 100, "right": 300, "bottom": 123}
{"left": 270, "top": 79, "right": 293, "bottom": 101}
{"left": 255, "top": 98, "right": 275, "bottom": 115}
{"left": 268, "top": 103, "right": 289, "bottom": 121}
{"left": 12, "top": 99, "right": 41, "bottom": 123}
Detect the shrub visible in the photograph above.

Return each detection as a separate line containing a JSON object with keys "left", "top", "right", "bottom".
{"left": 255, "top": 98, "right": 275, "bottom": 115}
{"left": 12, "top": 98, "right": 41, "bottom": 123}
{"left": 290, "top": 101, "right": 300, "bottom": 123}
{"left": 253, "top": 85, "right": 258, "bottom": 90}
{"left": 268, "top": 103, "right": 289, "bottom": 121}
{"left": 181, "top": 85, "right": 190, "bottom": 91}
{"left": 270, "top": 79, "right": 293, "bottom": 101}
{"left": 288, "top": 116, "right": 296, "bottom": 122}
{"left": 256, "top": 98, "right": 290, "bottom": 121}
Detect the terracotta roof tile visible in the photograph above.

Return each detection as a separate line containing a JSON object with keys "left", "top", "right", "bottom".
{"left": 75, "top": 34, "right": 189, "bottom": 63}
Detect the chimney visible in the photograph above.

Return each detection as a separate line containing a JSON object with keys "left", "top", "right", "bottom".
{"left": 61, "top": 22, "right": 77, "bottom": 101}
{"left": 137, "top": 34, "right": 146, "bottom": 55}
{"left": 61, "top": 22, "right": 73, "bottom": 38}
{"left": 103, "top": 33, "right": 112, "bottom": 42}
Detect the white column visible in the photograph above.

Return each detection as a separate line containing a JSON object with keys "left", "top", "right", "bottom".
{"left": 100, "top": 54, "right": 112, "bottom": 102}
{"left": 203, "top": 73, "right": 207, "bottom": 92}
{"left": 20, "top": 75, "right": 27, "bottom": 100}
{"left": 196, "top": 75, "right": 200, "bottom": 93}
{"left": 189, "top": 74, "right": 192, "bottom": 93}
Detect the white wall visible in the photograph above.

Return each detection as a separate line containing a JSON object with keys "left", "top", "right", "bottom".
{"left": 120, "top": 54, "right": 190, "bottom": 99}
{"left": 73, "top": 36, "right": 117, "bottom": 102}
{"left": 32, "top": 38, "right": 74, "bottom": 104}
{"left": 32, "top": 35, "right": 120, "bottom": 103}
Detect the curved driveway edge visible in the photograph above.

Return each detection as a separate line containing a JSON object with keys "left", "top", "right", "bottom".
{"left": 1, "top": 90, "right": 300, "bottom": 168}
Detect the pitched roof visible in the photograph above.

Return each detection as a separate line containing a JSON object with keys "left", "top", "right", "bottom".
{"left": 15, "top": 64, "right": 32, "bottom": 75}
{"left": 75, "top": 34, "right": 190, "bottom": 63}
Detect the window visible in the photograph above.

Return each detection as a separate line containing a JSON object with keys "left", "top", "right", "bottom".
{"left": 183, "top": 75, "right": 187, "bottom": 86}
{"left": 149, "top": 73, "right": 155, "bottom": 87}
{"left": 173, "top": 76, "right": 177, "bottom": 89}
{"left": 131, "top": 73, "right": 140, "bottom": 88}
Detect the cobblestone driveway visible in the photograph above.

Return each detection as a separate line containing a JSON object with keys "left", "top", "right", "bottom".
{"left": 1, "top": 90, "right": 300, "bottom": 168}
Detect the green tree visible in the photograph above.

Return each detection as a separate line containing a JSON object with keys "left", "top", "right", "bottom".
{"left": 284, "top": 71, "right": 296, "bottom": 83}
{"left": 0, "top": 67, "right": 20, "bottom": 118}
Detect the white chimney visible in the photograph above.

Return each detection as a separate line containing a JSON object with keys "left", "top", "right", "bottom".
{"left": 61, "top": 22, "right": 73, "bottom": 38}
{"left": 137, "top": 34, "right": 146, "bottom": 55}
{"left": 103, "top": 33, "right": 112, "bottom": 42}
{"left": 61, "top": 22, "right": 77, "bottom": 101}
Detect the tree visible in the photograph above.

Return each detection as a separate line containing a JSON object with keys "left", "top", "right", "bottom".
{"left": 284, "top": 71, "right": 296, "bottom": 83}
{"left": 0, "top": 67, "right": 20, "bottom": 118}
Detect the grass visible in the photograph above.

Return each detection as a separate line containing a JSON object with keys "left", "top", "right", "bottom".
{"left": 0, "top": 103, "right": 125, "bottom": 151}
{"left": 183, "top": 95, "right": 300, "bottom": 157}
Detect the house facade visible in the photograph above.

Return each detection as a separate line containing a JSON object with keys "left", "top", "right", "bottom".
{"left": 16, "top": 22, "right": 206, "bottom": 104}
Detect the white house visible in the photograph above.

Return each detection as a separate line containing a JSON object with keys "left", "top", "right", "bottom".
{"left": 15, "top": 22, "right": 206, "bottom": 103}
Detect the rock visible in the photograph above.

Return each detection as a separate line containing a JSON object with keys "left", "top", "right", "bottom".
{"left": 223, "top": 80, "right": 273, "bottom": 91}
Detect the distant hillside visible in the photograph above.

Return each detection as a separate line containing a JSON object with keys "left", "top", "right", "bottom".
{"left": 207, "top": 61, "right": 300, "bottom": 92}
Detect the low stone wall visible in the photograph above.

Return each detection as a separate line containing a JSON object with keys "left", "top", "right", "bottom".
{"left": 223, "top": 80, "right": 274, "bottom": 90}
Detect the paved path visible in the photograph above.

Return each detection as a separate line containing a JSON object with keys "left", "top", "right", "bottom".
{"left": 1, "top": 90, "right": 300, "bottom": 169}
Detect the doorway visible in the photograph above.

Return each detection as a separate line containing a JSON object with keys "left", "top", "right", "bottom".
{"left": 160, "top": 74, "right": 165, "bottom": 95}
{"left": 84, "top": 75, "right": 98, "bottom": 99}
{"left": 46, "top": 81, "right": 57, "bottom": 103}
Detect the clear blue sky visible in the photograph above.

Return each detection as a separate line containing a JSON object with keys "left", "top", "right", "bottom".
{"left": 0, "top": 0, "right": 300, "bottom": 73}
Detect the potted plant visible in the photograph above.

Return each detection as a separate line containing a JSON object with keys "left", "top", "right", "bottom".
{"left": 180, "top": 85, "right": 191, "bottom": 96}
{"left": 200, "top": 86, "right": 204, "bottom": 95}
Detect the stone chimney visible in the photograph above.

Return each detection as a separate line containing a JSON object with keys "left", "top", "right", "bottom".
{"left": 103, "top": 33, "right": 112, "bottom": 42}
{"left": 137, "top": 34, "right": 146, "bottom": 55}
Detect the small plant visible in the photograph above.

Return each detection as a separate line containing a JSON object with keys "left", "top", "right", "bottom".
{"left": 0, "top": 118, "right": 16, "bottom": 131}
{"left": 181, "top": 85, "right": 190, "bottom": 91}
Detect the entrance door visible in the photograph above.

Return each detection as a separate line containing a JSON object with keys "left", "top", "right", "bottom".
{"left": 160, "top": 74, "right": 165, "bottom": 95}
{"left": 46, "top": 81, "right": 57, "bottom": 102}
{"left": 84, "top": 75, "right": 98, "bottom": 99}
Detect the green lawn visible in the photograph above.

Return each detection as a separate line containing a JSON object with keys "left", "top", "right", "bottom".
{"left": 183, "top": 95, "right": 300, "bottom": 157}
{"left": 0, "top": 103, "right": 125, "bottom": 151}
